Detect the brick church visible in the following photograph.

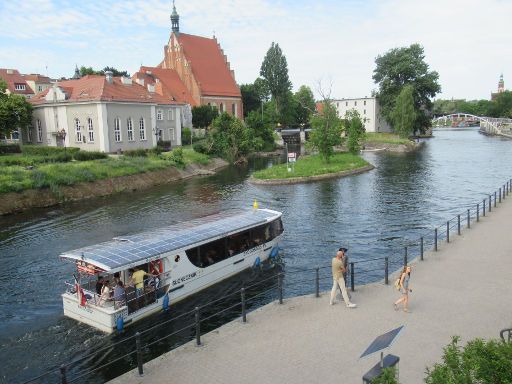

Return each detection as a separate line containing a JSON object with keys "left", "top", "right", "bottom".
{"left": 133, "top": 1, "right": 243, "bottom": 119}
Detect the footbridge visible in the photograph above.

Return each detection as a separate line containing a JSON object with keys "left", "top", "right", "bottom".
{"left": 432, "top": 113, "right": 512, "bottom": 138}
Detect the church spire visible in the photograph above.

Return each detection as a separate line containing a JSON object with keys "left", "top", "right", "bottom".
{"left": 171, "top": 0, "right": 179, "bottom": 35}
{"left": 498, "top": 73, "right": 504, "bottom": 93}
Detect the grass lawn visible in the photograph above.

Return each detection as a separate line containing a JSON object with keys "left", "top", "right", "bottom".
{"left": 0, "top": 148, "right": 211, "bottom": 194}
{"left": 252, "top": 152, "right": 370, "bottom": 180}
{"left": 365, "top": 132, "right": 411, "bottom": 145}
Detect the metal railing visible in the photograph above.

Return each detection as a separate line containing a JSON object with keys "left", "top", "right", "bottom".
{"left": 19, "top": 178, "right": 512, "bottom": 384}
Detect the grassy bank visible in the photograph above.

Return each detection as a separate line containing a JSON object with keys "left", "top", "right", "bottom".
{"left": 252, "top": 152, "right": 369, "bottom": 180}
{"left": 365, "top": 132, "right": 411, "bottom": 145}
{"left": 0, "top": 148, "right": 210, "bottom": 194}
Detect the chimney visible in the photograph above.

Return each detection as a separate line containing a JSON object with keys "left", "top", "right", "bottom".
{"left": 105, "top": 71, "right": 113, "bottom": 84}
{"left": 147, "top": 84, "right": 155, "bottom": 93}
{"left": 121, "top": 77, "right": 132, "bottom": 85}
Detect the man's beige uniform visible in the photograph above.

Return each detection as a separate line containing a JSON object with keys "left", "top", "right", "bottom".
{"left": 330, "top": 257, "right": 352, "bottom": 305}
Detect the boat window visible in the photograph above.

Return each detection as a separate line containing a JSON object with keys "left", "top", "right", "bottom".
{"left": 270, "top": 218, "right": 284, "bottom": 238}
{"left": 250, "top": 224, "right": 270, "bottom": 246}
{"left": 185, "top": 247, "right": 201, "bottom": 267}
{"left": 227, "top": 230, "right": 251, "bottom": 256}
{"left": 199, "top": 238, "right": 227, "bottom": 267}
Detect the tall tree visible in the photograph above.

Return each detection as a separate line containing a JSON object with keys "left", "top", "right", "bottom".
{"left": 192, "top": 105, "right": 218, "bottom": 129}
{"left": 0, "top": 80, "right": 32, "bottom": 138}
{"left": 294, "top": 85, "right": 316, "bottom": 126}
{"left": 308, "top": 99, "right": 344, "bottom": 162}
{"left": 373, "top": 44, "right": 440, "bottom": 133}
{"left": 344, "top": 109, "right": 366, "bottom": 153}
{"left": 391, "top": 85, "right": 417, "bottom": 137}
{"left": 79, "top": 66, "right": 130, "bottom": 77}
{"left": 260, "top": 42, "right": 292, "bottom": 118}
{"left": 240, "top": 83, "right": 261, "bottom": 117}
{"left": 209, "top": 113, "right": 251, "bottom": 163}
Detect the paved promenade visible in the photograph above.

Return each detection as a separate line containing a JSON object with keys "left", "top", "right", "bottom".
{"left": 111, "top": 198, "right": 512, "bottom": 384}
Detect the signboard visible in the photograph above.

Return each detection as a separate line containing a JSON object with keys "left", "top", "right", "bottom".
{"left": 288, "top": 152, "right": 297, "bottom": 162}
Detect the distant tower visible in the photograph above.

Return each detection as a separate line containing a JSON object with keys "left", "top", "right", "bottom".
{"left": 498, "top": 73, "right": 505, "bottom": 93}
{"left": 171, "top": 0, "right": 179, "bottom": 35}
{"left": 72, "top": 65, "right": 81, "bottom": 79}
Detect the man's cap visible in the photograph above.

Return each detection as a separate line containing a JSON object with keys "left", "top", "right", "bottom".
{"left": 338, "top": 247, "right": 348, "bottom": 252}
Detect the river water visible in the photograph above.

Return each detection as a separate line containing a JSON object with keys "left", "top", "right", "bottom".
{"left": 1, "top": 127, "right": 511, "bottom": 383}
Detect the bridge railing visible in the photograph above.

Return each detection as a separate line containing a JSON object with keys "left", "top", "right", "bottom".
{"left": 17, "top": 178, "right": 512, "bottom": 384}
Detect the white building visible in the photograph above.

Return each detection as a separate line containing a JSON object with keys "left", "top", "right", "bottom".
{"left": 27, "top": 72, "right": 183, "bottom": 152}
{"left": 333, "top": 97, "right": 392, "bottom": 133}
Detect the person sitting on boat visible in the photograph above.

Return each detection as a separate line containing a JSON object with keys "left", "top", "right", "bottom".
{"left": 113, "top": 280, "right": 126, "bottom": 308}
{"left": 95, "top": 275, "right": 104, "bottom": 296}
{"left": 98, "top": 279, "right": 112, "bottom": 306}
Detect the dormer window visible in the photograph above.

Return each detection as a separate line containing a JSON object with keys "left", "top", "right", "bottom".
{"left": 15, "top": 84, "right": 26, "bottom": 91}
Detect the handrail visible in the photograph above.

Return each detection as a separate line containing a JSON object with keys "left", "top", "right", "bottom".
{"left": 18, "top": 178, "right": 512, "bottom": 384}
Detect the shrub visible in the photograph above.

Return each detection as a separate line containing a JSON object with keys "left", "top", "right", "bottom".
{"left": 193, "top": 142, "right": 209, "bottom": 154}
{"left": 149, "top": 147, "right": 163, "bottom": 156}
{"left": 123, "top": 149, "right": 147, "bottom": 157}
{"left": 169, "top": 147, "right": 184, "bottom": 166}
{"left": 21, "top": 145, "right": 80, "bottom": 156}
{"left": 73, "top": 151, "right": 108, "bottom": 161}
{"left": 0, "top": 144, "right": 21, "bottom": 155}
{"left": 0, "top": 153, "right": 72, "bottom": 166}
{"left": 182, "top": 128, "right": 192, "bottom": 145}
{"left": 156, "top": 140, "right": 171, "bottom": 151}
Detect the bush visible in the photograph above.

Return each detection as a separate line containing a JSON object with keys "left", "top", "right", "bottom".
{"left": 182, "top": 128, "right": 192, "bottom": 145}
{"left": 193, "top": 142, "right": 209, "bottom": 154}
{"left": 0, "top": 153, "right": 72, "bottom": 166}
{"left": 21, "top": 145, "right": 80, "bottom": 156}
{"left": 156, "top": 140, "right": 171, "bottom": 151}
{"left": 73, "top": 151, "right": 108, "bottom": 161}
{"left": 149, "top": 146, "right": 163, "bottom": 156}
{"left": 123, "top": 149, "right": 147, "bottom": 157}
{"left": 168, "top": 147, "right": 184, "bottom": 166}
{"left": 0, "top": 144, "right": 21, "bottom": 155}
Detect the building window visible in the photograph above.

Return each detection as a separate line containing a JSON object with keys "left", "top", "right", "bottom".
{"left": 364, "top": 109, "right": 366, "bottom": 115}
{"left": 127, "top": 118, "right": 134, "bottom": 141}
{"left": 37, "top": 120, "right": 44, "bottom": 142}
{"left": 15, "top": 84, "right": 26, "bottom": 91}
{"left": 336, "top": 102, "right": 339, "bottom": 108}
{"left": 157, "top": 110, "right": 163, "bottom": 120}
{"left": 232, "top": 103, "right": 236, "bottom": 116}
{"left": 219, "top": 103, "right": 224, "bottom": 113}
{"left": 169, "top": 128, "right": 175, "bottom": 140}
{"left": 345, "top": 101, "right": 348, "bottom": 106}
{"left": 87, "top": 118, "right": 94, "bottom": 142}
{"left": 354, "top": 101, "right": 357, "bottom": 106}
{"left": 114, "top": 117, "right": 122, "bottom": 142}
{"left": 27, "top": 127, "right": 33, "bottom": 142}
{"left": 38, "top": 85, "right": 43, "bottom": 92}
{"left": 74, "top": 118, "right": 82, "bottom": 143}
{"left": 364, "top": 100, "right": 366, "bottom": 106}
{"left": 168, "top": 109, "right": 174, "bottom": 120}
{"left": 139, "top": 118, "right": 146, "bottom": 140}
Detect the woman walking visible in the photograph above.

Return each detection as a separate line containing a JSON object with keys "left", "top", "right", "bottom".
{"left": 394, "top": 265, "right": 412, "bottom": 312}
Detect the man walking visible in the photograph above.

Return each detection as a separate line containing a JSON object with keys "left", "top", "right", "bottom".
{"left": 330, "top": 248, "right": 357, "bottom": 308}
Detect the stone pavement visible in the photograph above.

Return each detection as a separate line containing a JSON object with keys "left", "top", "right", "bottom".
{"left": 110, "top": 197, "right": 512, "bottom": 384}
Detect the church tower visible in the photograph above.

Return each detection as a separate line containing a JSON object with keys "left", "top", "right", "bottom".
{"left": 498, "top": 73, "right": 505, "bottom": 93}
{"left": 171, "top": 0, "right": 179, "bottom": 35}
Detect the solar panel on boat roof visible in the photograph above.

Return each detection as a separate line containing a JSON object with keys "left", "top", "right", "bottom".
{"left": 62, "top": 209, "right": 276, "bottom": 270}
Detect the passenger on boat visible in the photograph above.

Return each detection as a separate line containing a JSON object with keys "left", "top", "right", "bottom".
{"left": 95, "top": 275, "right": 104, "bottom": 295}
{"left": 99, "top": 279, "right": 112, "bottom": 306}
{"left": 113, "top": 281, "right": 126, "bottom": 308}
{"left": 130, "top": 267, "right": 153, "bottom": 297}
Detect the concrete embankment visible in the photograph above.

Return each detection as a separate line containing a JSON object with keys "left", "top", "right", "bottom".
{"left": 110, "top": 194, "right": 512, "bottom": 384}
{"left": 0, "top": 158, "right": 228, "bottom": 215}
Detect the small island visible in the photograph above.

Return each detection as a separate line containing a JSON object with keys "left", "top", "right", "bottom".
{"left": 250, "top": 152, "right": 374, "bottom": 185}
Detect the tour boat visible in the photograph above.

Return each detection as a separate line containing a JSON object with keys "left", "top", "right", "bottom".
{"left": 60, "top": 208, "right": 283, "bottom": 333}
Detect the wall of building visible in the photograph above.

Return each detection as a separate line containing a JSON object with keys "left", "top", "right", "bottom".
{"left": 65, "top": 103, "right": 102, "bottom": 151}
{"left": 202, "top": 96, "right": 242, "bottom": 119}
{"left": 334, "top": 97, "right": 391, "bottom": 133}
{"left": 154, "top": 104, "right": 182, "bottom": 146}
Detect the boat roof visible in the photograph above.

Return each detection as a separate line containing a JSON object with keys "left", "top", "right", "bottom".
{"left": 60, "top": 208, "right": 281, "bottom": 273}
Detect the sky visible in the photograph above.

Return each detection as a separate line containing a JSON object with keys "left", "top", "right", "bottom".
{"left": 0, "top": 0, "right": 511, "bottom": 100}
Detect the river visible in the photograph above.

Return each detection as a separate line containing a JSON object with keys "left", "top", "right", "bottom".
{"left": 1, "top": 127, "right": 510, "bottom": 383}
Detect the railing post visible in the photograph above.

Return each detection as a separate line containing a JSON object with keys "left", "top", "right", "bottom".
{"left": 489, "top": 195, "right": 492, "bottom": 212}
{"left": 136, "top": 332, "right": 144, "bottom": 376}
{"left": 404, "top": 246, "right": 408, "bottom": 266}
{"left": 278, "top": 273, "right": 283, "bottom": 304}
{"left": 60, "top": 364, "right": 68, "bottom": 384}
{"left": 476, "top": 204, "right": 479, "bottom": 222}
{"left": 384, "top": 257, "right": 389, "bottom": 285}
{"left": 483, "top": 199, "right": 486, "bottom": 216}
{"left": 420, "top": 237, "right": 424, "bottom": 261}
{"left": 315, "top": 267, "right": 320, "bottom": 298}
{"left": 446, "top": 221, "right": 450, "bottom": 243}
{"left": 458, "top": 215, "right": 461, "bottom": 235}
{"left": 195, "top": 307, "right": 201, "bottom": 346}
{"left": 434, "top": 228, "right": 438, "bottom": 251}
{"left": 494, "top": 191, "right": 497, "bottom": 207}
{"left": 241, "top": 288, "right": 246, "bottom": 323}
{"left": 350, "top": 262, "right": 355, "bottom": 292}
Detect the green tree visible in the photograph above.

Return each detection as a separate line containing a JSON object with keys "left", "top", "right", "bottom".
{"left": 370, "top": 367, "right": 399, "bottom": 384}
{"left": 245, "top": 110, "right": 275, "bottom": 151}
{"left": 294, "top": 85, "right": 316, "bottom": 126}
{"left": 209, "top": 113, "right": 251, "bottom": 163}
{"left": 492, "top": 91, "right": 512, "bottom": 118}
{"left": 373, "top": 44, "right": 441, "bottom": 133}
{"left": 308, "top": 99, "right": 343, "bottom": 162}
{"left": 79, "top": 66, "right": 100, "bottom": 76}
{"left": 240, "top": 83, "right": 262, "bottom": 117}
{"left": 390, "top": 85, "right": 416, "bottom": 137}
{"left": 344, "top": 109, "right": 366, "bottom": 153}
{"left": 260, "top": 42, "right": 292, "bottom": 118}
{"left": 192, "top": 105, "right": 218, "bottom": 129}
{"left": 79, "top": 66, "right": 130, "bottom": 77}
{"left": 425, "top": 336, "right": 512, "bottom": 384}
{"left": 0, "top": 80, "right": 33, "bottom": 138}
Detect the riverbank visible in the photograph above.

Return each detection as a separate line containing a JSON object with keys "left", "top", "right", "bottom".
{"left": 249, "top": 152, "right": 372, "bottom": 185}
{"left": 363, "top": 132, "right": 420, "bottom": 152}
{"left": 0, "top": 157, "right": 228, "bottom": 215}
{"left": 110, "top": 189, "right": 512, "bottom": 384}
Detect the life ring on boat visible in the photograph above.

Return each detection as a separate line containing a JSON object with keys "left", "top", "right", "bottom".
{"left": 149, "top": 259, "right": 163, "bottom": 275}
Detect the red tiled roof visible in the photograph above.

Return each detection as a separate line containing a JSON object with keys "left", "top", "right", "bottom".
{"left": 24, "top": 74, "right": 51, "bottom": 83}
{"left": 0, "top": 68, "right": 35, "bottom": 96}
{"left": 136, "top": 66, "right": 196, "bottom": 105}
{"left": 29, "top": 75, "right": 178, "bottom": 105}
{"left": 177, "top": 33, "right": 241, "bottom": 98}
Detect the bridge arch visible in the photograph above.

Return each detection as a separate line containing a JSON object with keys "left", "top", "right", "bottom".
{"left": 432, "top": 113, "right": 502, "bottom": 135}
